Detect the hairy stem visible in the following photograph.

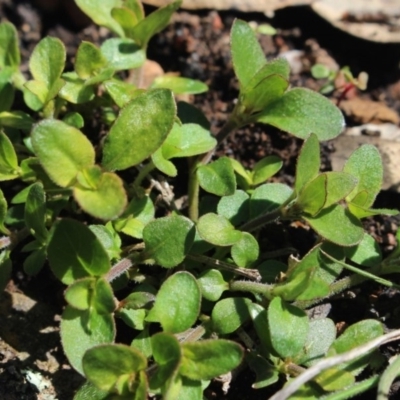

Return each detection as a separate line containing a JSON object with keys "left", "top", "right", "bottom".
{"left": 229, "top": 280, "right": 273, "bottom": 298}
{"left": 187, "top": 253, "right": 261, "bottom": 281}
{"left": 106, "top": 257, "right": 136, "bottom": 282}
{"left": 240, "top": 207, "right": 284, "bottom": 232}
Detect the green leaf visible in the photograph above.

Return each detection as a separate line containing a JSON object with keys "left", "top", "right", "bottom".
{"left": 217, "top": 190, "right": 249, "bottom": 226}
{"left": 75, "top": 41, "right": 108, "bottom": 79}
{"left": 152, "top": 76, "right": 208, "bottom": 94}
{"left": 104, "top": 79, "right": 138, "bottom": 108}
{"left": 121, "top": 291, "right": 155, "bottom": 309}
{"left": 197, "top": 213, "right": 242, "bottom": 246}
{"left": 295, "top": 318, "right": 337, "bottom": 366}
{"left": 100, "top": 38, "right": 145, "bottom": 70}
{"left": 296, "top": 174, "right": 327, "bottom": 216}
{"left": 65, "top": 277, "right": 94, "bottom": 311}
{"left": 31, "top": 119, "right": 95, "bottom": 187}
{"left": 272, "top": 270, "right": 318, "bottom": 301}
{"left": 180, "top": 339, "right": 243, "bottom": 380}
{"left": 197, "top": 269, "right": 229, "bottom": 302}
{"left": 256, "top": 88, "right": 344, "bottom": 140}
{"left": 231, "top": 232, "right": 259, "bottom": 267}
{"left": 286, "top": 244, "right": 341, "bottom": 301}
{"left": 23, "top": 246, "right": 46, "bottom": 276}
{"left": 75, "top": 0, "right": 124, "bottom": 36}
{"left": 0, "top": 22, "right": 20, "bottom": 69}
{"left": 150, "top": 333, "right": 182, "bottom": 389}
{"left": 197, "top": 157, "right": 236, "bottom": 196}
{"left": 345, "top": 233, "right": 382, "bottom": 267}
{"left": 102, "top": 89, "right": 176, "bottom": 171}
{"left": 143, "top": 215, "right": 195, "bottom": 268}
{"left": 0, "top": 188, "right": 8, "bottom": 234}
{"left": 252, "top": 155, "right": 283, "bottom": 186}
{"left": 130, "top": 1, "right": 182, "bottom": 48}
{"left": 175, "top": 378, "right": 202, "bottom": 400}
{"left": 241, "top": 74, "right": 289, "bottom": 114}
{"left": 25, "top": 36, "right": 66, "bottom": 106}
{"left": 311, "top": 64, "right": 331, "bottom": 79}
{"left": 119, "top": 308, "right": 145, "bottom": 330}
{"left": 250, "top": 183, "right": 293, "bottom": 218}
{"left": 177, "top": 101, "right": 210, "bottom": 129}
{"left": 254, "top": 57, "right": 290, "bottom": 81}
{"left": 125, "top": 0, "right": 144, "bottom": 21}
{"left": 328, "top": 319, "right": 383, "bottom": 373}
{"left": 0, "top": 111, "right": 34, "bottom": 130}
{"left": 24, "top": 182, "right": 48, "bottom": 243}
{"left": 67, "top": 277, "right": 114, "bottom": 317}
{"left": 231, "top": 19, "right": 266, "bottom": 88}
{"left": 158, "top": 123, "right": 216, "bottom": 159}
{"left": 151, "top": 148, "right": 177, "bottom": 176}
{"left": 324, "top": 172, "right": 358, "bottom": 208}
{"left": 295, "top": 133, "right": 320, "bottom": 193}
{"left": 83, "top": 344, "right": 147, "bottom": 392}
{"left": 73, "top": 381, "right": 109, "bottom": 400}
{"left": 61, "top": 306, "right": 115, "bottom": 375}
{"left": 268, "top": 297, "right": 309, "bottom": 359}
{"left": 111, "top": 7, "right": 139, "bottom": 39}
{"left": 343, "top": 144, "right": 383, "bottom": 208}
{"left": 131, "top": 327, "right": 152, "bottom": 359}
{"left": 74, "top": 167, "right": 127, "bottom": 220}
{"left": 247, "top": 353, "right": 279, "bottom": 389}
{"left": 211, "top": 297, "right": 251, "bottom": 334}
{"left": 314, "top": 368, "right": 355, "bottom": 392}
{"left": 0, "top": 70, "right": 15, "bottom": 112}
{"left": 230, "top": 158, "right": 252, "bottom": 190}
{"left": 116, "top": 195, "right": 154, "bottom": 239}
{"left": 348, "top": 202, "right": 398, "bottom": 219}
{"left": 59, "top": 72, "right": 95, "bottom": 104}
{"left": 63, "top": 112, "right": 85, "bottom": 129}
{"left": 47, "top": 219, "right": 111, "bottom": 285}
{"left": 0, "top": 130, "right": 19, "bottom": 180}
{"left": 146, "top": 272, "right": 200, "bottom": 334}
{"left": 304, "top": 204, "right": 364, "bottom": 246}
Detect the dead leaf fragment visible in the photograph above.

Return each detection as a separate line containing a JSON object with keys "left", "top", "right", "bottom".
{"left": 339, "top": 98, "right": 400, "bottom": 125}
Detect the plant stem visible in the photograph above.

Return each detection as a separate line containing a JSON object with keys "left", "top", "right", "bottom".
{"left": 188, "top": 165, "right": 200, "bottom": 221}
{"left": 240, "top": 207, "right": 283, "bottom": 232}
{"left": 134, "top": 161, "right": 156, "bottom": 187}
{"left": 106, "top": 257, "right": 136, "bottom": 282}
{"left": 175, "top": 324, "right": 207, "bottom": 343}
{"left": 200, "top": 116, "right": 239, "bottom": 165}
{"left": 188, "top": 116, "right": 240, "bottom": 221}
{"left": 229, "top": 280, "right": 273, "bottom": 298}
{"left": 187, "top": 253, "right": 261, "bottom": 281}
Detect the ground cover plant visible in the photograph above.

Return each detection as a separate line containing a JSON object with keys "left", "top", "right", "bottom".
{"left": 1, "top": 0, "right": 400, "bottom": 398}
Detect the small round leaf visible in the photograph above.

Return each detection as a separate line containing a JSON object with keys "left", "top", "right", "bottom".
{"left": 143, "top": 215, "right": 195, "bottom": 268}
{"left": 146, "top": 272, "right": 201, "bottom": 334}
{"left": 197, "top": 213, "right": 242, "bottom": 246}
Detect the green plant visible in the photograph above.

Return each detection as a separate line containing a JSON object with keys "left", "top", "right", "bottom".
{"left": 311, "top": 63, "right": 368, "bottom": 101}
{"left": 0, "top": 2, "right": 399, "bottom": 399}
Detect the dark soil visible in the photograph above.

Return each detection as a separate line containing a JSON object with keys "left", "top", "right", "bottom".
{"left": 1, "top": 1, "right": 400, "bottom": 399}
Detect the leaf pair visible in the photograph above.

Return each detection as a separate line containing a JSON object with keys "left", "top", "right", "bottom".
{"left": 24, "top": 37, "right": 66, "bottom": 111}
{"left": 230, "top": 20, "right": 344, "bottom": 140}
{"left": 31, "top": 119, "right": 126, "bottom": 220}
{"left": 80, "top": 334, "right": 242, "bottom": 398}
{"left": 230, "top": 155, "right": 283, "bottom": 191}
{"left": 75, "top": 0, "right": 181, "bottom": 48}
